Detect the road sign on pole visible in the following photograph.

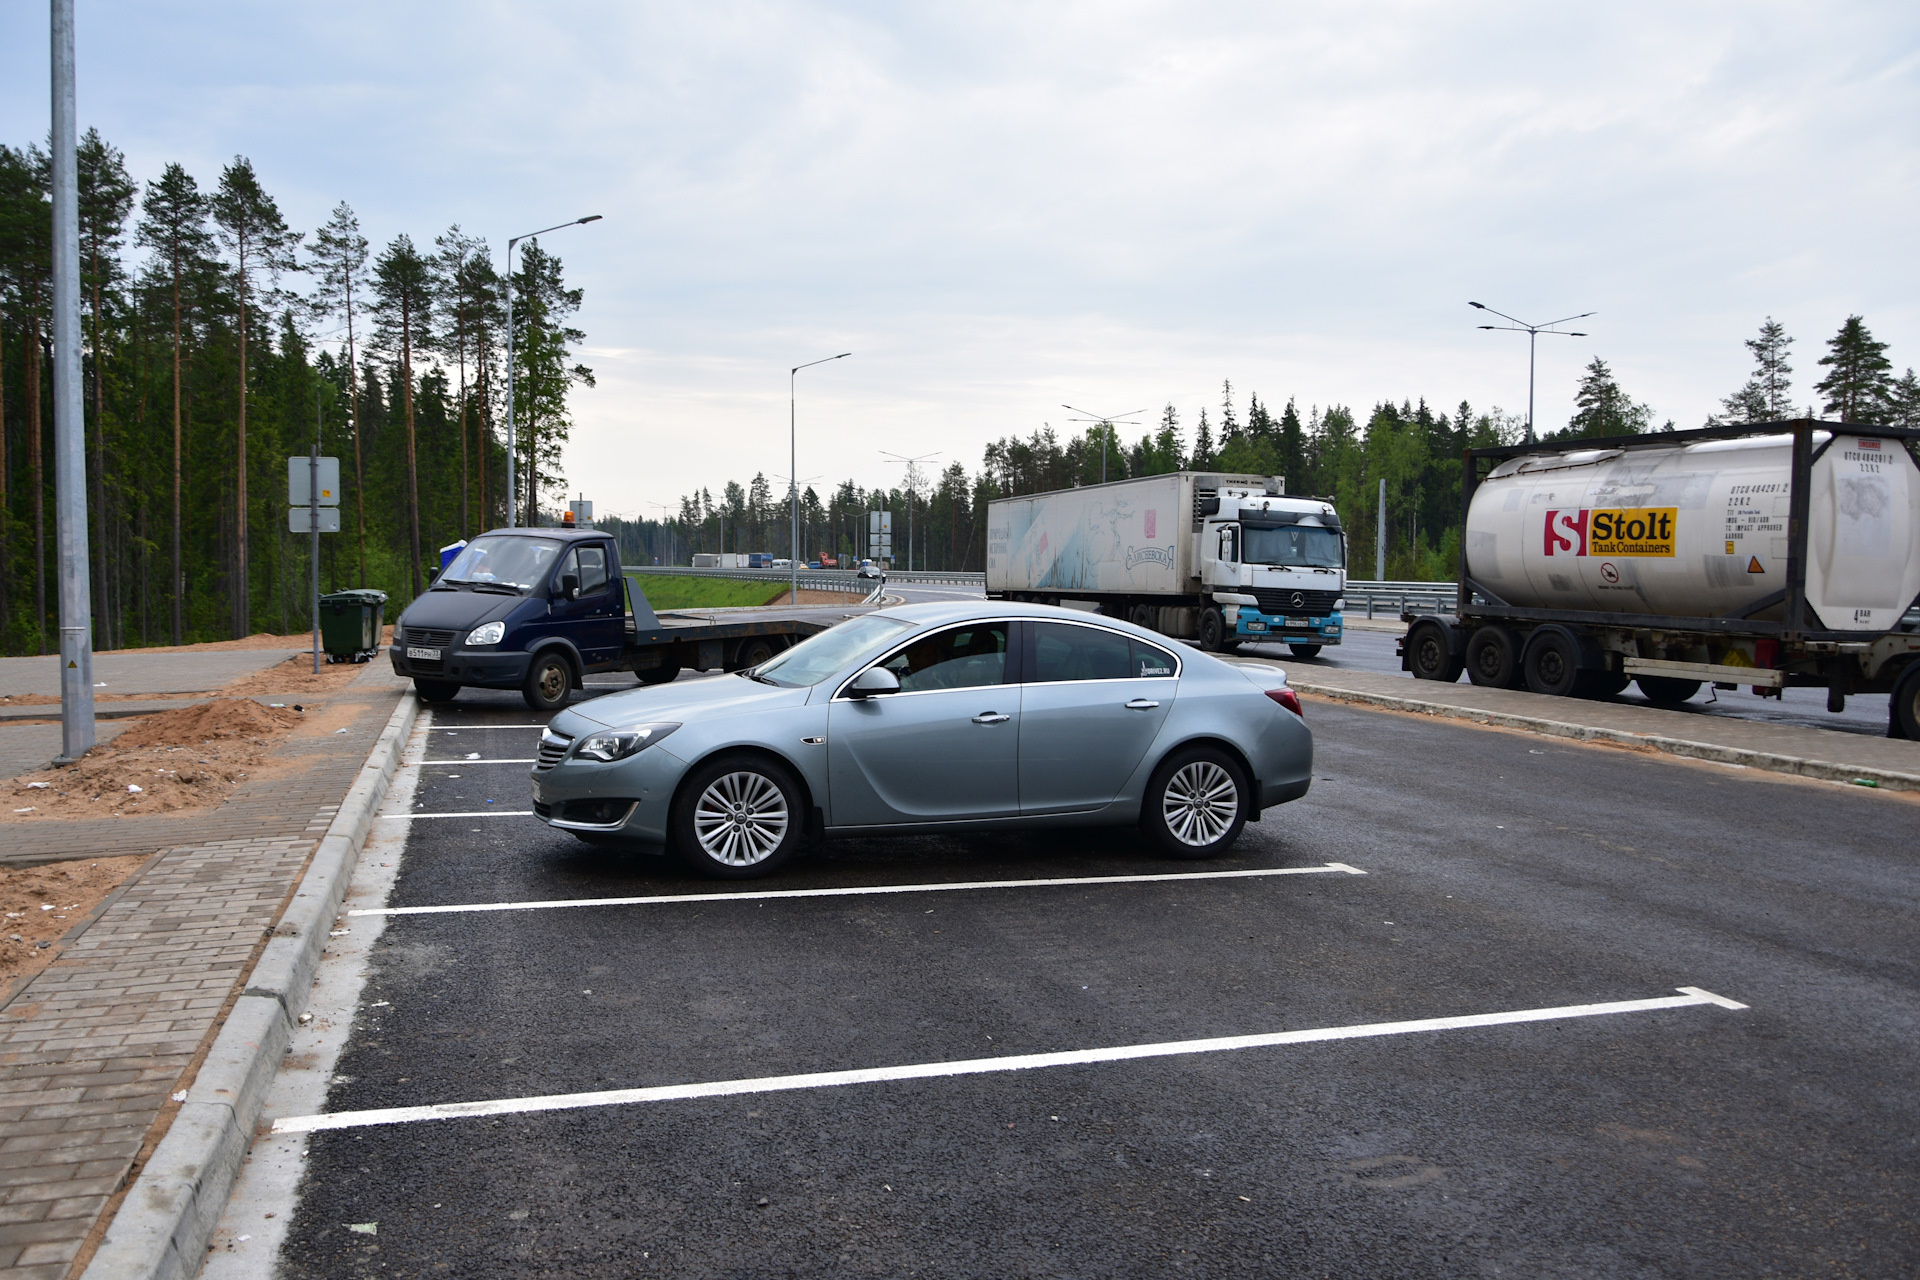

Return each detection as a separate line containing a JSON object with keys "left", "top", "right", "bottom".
{"left": 868, "top": 510, "right": 892, "bottom": 562}
{"left": 288, "top": 457, "right": 341, "bottom": 506}
{"left": 288, "top": 506, "right": 342, "bottom": 534}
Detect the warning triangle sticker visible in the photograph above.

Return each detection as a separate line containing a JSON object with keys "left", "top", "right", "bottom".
{"left": 1747, "top": 556, "right": 1765, "bottom": 573}
{"left": 68, "top": 659, "right": 77, "bottom": 668}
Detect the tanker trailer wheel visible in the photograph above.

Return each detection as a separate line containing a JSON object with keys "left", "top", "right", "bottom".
{"left": 1198, "top": 606, "right": 1226, "bottom": 652}
{"left": 1891, "top": 662, "right": 1920, "bottom": 739}
{"left": 1522, "top": 626, "right": 1587, "bottom": 697}
{"left": 1465, "top": 625, "right": 1523, "bottom": 688}
{"left": 1635, "top": 675, "right": 1701, "bottom": 706}
{"left": 1586, "top": 670, "right": 1631, "bottom": 698}
{"left": 1405, "top": 619, "right": 1464, "bottom": 683}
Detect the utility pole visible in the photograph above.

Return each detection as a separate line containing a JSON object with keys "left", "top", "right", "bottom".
{"left": 51, "top": 0, "right": 95, "bottom": 764}
{"left": 311, "top": 398, "right": 322, "bottom": 674}
{"left": 1376, "top": 477, "right": 1386, "bottom": 582}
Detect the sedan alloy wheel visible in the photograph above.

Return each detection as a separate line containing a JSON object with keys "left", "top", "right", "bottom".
{"left": 1142, "top": 746, "right": 1249, "bottom": 859}
{"left": 671, "top": 754, "right": 805, "bottom": 878}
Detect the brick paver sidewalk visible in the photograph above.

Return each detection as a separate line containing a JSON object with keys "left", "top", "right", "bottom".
{"left": 0, "top": 665, "right": 407, "bottom": 1278}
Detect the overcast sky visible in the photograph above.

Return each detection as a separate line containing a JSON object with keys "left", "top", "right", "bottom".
{"left": 4, "top": 2, "right": 1916, "bottom": 516}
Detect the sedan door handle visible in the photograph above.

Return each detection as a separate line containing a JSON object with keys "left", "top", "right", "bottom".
{"left": 1124, "top": 698, "right": 1160, "bottom": 710}
{"left": 971, "top": 712, "right": 1011, "bottom": 724}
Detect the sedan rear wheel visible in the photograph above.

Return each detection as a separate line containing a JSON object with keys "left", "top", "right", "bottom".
{"left": 671, "top": 754, "right": 804, "bottom": 879}
{"left": 1142, "top": 746, "right": 1249, "bottom": 860}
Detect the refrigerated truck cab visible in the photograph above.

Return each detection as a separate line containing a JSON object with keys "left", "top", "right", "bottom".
{"left": 389, "top": 527, "right": 822, "bottom": 712}
{"left": 987, "top": 472, "right": 1347, "bottom": 654}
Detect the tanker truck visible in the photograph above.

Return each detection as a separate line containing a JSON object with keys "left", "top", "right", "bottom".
{"left": 986, "top": 472, "right": 1346, "bottom": 655}
{"left": 1396, "top": 419, "right": 1920, "bottom": 737}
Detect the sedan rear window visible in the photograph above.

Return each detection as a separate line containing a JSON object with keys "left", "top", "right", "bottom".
{"left": 1032, "top": 622, "right": 1179, "bottom": 682}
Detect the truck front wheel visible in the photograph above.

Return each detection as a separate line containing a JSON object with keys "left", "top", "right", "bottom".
{"left": 1198, "top": 606, "right": 1226, "bottom": 652}
{"left": 1288, "top": 644, "right": 1323, "bottom": 659}
{"left": 413, "top": 680, "right": 460, "bottom": 703}
{"left": 523, "top": 652, "right": 574, "bottom": 712}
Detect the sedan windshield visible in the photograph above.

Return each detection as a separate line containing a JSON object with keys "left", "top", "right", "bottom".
{"left": 752, "top": 614, "right": 912, "bottom": 687}
{"left": 1243, "top": 523, "right": 1344, "bottom": 569}
{"left": 441, "top": 535, "right": 563, "bottom": 591}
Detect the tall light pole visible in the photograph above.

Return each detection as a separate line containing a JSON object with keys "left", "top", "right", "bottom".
{"left": 646, "top": 501, "right": 676, "bottom": 566}
{"left": 1468, "top": 302, "right": 1592, "bottom": 445}
{"left": 505, "top": 214, "right": 601, "bottom": 527}
{"left": 1063, "top": 405, "right": 1147, "bottom": 484}
{"left": 50, "top": 0, "right": 94, "bottom": 763}
{"left": 791, "top": 353, "right": 850, "bottom": 602}
{"left": 881, "top": 450, "right": 939, "bottom": 572}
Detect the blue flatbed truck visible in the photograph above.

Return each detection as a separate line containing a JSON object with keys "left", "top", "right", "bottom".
{"left": 388, "top": 527, "right": 832, "bottom": 711}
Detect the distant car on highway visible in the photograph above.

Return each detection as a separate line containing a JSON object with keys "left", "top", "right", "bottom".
{"left": 530, "top": 602, "right": 1312, "bottom": 877}
{"left": 856, "top": 560, "right": 882, "bottom": 579}
{"left": 772, "top": 558, "right": 793, "bottom": 569}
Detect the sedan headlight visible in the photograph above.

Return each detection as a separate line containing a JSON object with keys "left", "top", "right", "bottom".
{"left": 573, "top": 722, "right": 681, "bottom": 762}
{"left": 466, "top": 621, "right": 506, "bottom": 646}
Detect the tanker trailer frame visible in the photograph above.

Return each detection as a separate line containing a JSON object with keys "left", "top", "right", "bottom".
{"left": 1397, "top": 418, "right": 1920, "bottom": 738}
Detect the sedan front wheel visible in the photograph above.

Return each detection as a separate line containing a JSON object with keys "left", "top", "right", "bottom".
{"left": 1142, "top": 746, "right": 1249, "bottom": 860}
{"left": 671, "top": 754, "right": 805, "bottom": 879}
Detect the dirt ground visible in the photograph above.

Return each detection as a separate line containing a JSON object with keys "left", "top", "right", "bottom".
{"left": 3, "top": 699, "right": 305, "bottom": 821}
{"left": 95, "top": 624, "right": 395, "bottom": 656}
{"left": 0, "top": 854, "right": 148, "bottom": 990}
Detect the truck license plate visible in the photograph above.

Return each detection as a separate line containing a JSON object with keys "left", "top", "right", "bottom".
{"left": 406, "top": 646, "right": 441, "bottom": 661}
{"left": 1287, "top": 617, "right": 1310, "bottom": 628}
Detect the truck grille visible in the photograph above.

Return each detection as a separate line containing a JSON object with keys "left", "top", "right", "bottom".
{"left": 406, "top": 627, "right": 458, "bottom": 648}
{"left": 535, "top": 729, "right": 573, "bottom": 771}
{"left": 1250, "top": 588, "right": 1340, "bottom": 616}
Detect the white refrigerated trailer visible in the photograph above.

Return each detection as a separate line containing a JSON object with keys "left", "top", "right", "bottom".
{"left": 986, "top": 472, "right": 1347, "bottom": 654}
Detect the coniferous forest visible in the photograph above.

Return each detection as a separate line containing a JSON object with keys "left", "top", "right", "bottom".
{"left": 0, "top": 133, "right": 588, "bottom": 655}
{"left": 4, "top": 132, "right": 1917, "bottom": 655}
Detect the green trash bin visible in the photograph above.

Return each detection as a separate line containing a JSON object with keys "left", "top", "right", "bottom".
{"left": 318, "top": 589, "right": 388, "bottom": 664}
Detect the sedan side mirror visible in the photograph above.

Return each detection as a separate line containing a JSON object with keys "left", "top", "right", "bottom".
{"left": 847, "top": 667, "right": 901, "bottom": 698}
{"left": 559, "top": 573, "right": 580, "bottom": 600}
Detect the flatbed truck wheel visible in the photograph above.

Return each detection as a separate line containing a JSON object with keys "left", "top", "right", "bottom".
{"left": 413, "top": 679, "right": 460, "bottom": 703}
{"left": 523, "top": 651, "right": 573, "bottom": 712}
{"left": 637, "top": 662, "right": 681, "bottom": 686}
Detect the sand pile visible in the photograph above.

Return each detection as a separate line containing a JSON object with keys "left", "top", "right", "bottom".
{"left": 218, "top": 652, "right": 369, "bottom": 698}
{"left": 0, "top": 854, "right": 147, "bottom": 988}
{"left": 4, "top": 699, "right": 303, "bottom": 821}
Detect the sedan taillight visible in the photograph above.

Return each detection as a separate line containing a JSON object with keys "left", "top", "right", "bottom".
{"left": 1265, "top": 687, "right": 1304, "bottom": 719}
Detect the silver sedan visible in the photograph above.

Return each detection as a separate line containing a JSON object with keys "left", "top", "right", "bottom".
{"left": 529, "top": 602, "right": 1312, "bottom": 878}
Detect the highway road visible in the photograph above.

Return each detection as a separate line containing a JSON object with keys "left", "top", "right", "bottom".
{"left": 218, "top": 674, "right": 1919, "bottom": 1278}
{"left": 886, "top": 578, "right": 1900, "bottom": 738}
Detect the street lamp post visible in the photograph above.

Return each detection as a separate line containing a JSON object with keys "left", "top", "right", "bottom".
{"left": 505, "top": 214, "right": 601, "bottom": 528}
{"left": 50, "top": 0, "right": 94, "bottom": 763}
{"left": 881, "top": 450, "right": 939, "bottom": 572}
{"left": 791, "top": 353, "right": 850, "bottom": 602}
{"left": 1468, "top": 302, "right": 1593, "bottom": 444}
{"left": 1063, "top": 405, "right": 1147, "bottom": 484}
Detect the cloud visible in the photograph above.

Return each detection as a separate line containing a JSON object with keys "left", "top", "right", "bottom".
{"left": 3, "top": 1, "right": 1916, "bottom": 511}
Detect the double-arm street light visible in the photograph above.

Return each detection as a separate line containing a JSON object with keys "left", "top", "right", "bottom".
{"left": 791, "top": 353, "right": 851, "bottom": 602}
{"left": 1063, "top": 405, "right": 1146, "bottom": 484}
{"left": 1468, "top": 302, "right": 1593, "bottom": 445}
{"left": 881, "top": 450, "right": 940, "bottom": 572}
{"left": 505, "top": 214, "right": 602, "bottom": 527}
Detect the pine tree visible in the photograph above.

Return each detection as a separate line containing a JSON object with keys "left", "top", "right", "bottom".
{"left": 211, "top": 156, "right": 300, "bottom": 636}
{"left": 1886, "top": 368, "right": 1920, "bottom": 430}
{"left": 434, "top": 226, "right": 489, "bottom": 541}
{"left": 1277, "top": 397, "right": 1306, "bottom": 493}
{"left": 136, "top": 163, "right": 214, "bottom": 642}
{"left": 312, "top": 203, "right": 370, "bottom": 584}
{"left": 509, "top": 239, "right": 591, "bottom": 527}
{"left": 77, "top": 129, "right": 135, "bottom": 649}
{"left": 1814, "top": 315, "right": 1892, "bottom": 422}
{"left": 372, "top": 234, "right": 435, "bottom": 595}
{"left": 1190, "top": 406, "right": 1215, "bottom": 469}
{"left": 1563, "top": 358, "right": 1652, "bottom": 439}
{"left": 1747, "top": 317, "right": 1794, "bottom": 418}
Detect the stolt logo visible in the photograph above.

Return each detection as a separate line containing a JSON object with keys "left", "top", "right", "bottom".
{"left": 1544, "top": 507, "right": 1677, "bottom": 557}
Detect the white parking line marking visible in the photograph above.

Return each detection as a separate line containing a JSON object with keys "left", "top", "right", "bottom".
{"left": 379, "top": 810, "right": 536, "bottom": 820}
{"left": 432, "top": 724, "right": 548, "bottom": 730}
{"left": 406, "top": 759, "right": 536, "bottom": 766}
{"left": 350, "top": 864, "right": 1370, "bottom": 918}
{"left": 271, "top": 987, "right": 1746, "bottom": 1134}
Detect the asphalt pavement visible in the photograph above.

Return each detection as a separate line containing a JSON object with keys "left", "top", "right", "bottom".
{"left": 236, "top": 674, "right": 1916, "bottom": 1278}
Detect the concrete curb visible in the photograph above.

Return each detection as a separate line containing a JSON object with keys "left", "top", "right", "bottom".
{"left": 79, "top": 689, "right": 420, "bottom": 1280}
{"left": 1290, "top": 679, "right": 1920, "bottom": 792}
